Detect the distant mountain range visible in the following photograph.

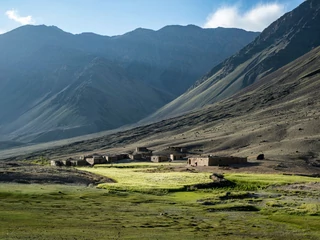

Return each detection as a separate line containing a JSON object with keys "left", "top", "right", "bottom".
{"left": 145, "top": 0, "right": 320, "bottom": 122}
{"left": 0, "top": 24, "right": 258, "bottom": 144}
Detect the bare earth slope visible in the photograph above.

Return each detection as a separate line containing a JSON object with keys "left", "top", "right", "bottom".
{"left": 3, "top": 46, "right": 320, "bottom": 174}
{"left": 144, "top": 0, "right": 320, "bottom": 122}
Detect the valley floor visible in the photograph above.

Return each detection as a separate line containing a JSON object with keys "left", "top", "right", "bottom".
{"left": 1, "top": 162, "right": 320, "bottom": 239}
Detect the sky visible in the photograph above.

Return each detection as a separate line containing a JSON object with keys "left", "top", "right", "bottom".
{"left": 0, "top": 0, "right": 305, "bottom": 36}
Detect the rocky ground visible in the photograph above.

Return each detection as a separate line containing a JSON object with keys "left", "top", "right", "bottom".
{"left": 0, "top": 161, "right": 114, "bottom": 185}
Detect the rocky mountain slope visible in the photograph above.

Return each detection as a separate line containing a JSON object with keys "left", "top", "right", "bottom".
{"left": 6, "top": 45, "right": 320, "bottom": 173}
{"left": 0, "top": 25, "right": 258, "bottom": 144}
{"left": 145, "top": 0, "right": 320, "bottom": 122}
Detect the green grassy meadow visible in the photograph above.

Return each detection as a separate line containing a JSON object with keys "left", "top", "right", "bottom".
{"left": 1, "top": 163, "right": 320, "bottom": 239}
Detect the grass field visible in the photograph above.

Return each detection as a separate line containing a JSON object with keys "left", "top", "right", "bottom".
{"left": 84, "top": 165, "right": 212, "bottom": 193}
{"left": 1, "top": 163, "right": 320, "bottom": 239}
{"left": 83, "top": 164, "right": 320, "bottom": 192}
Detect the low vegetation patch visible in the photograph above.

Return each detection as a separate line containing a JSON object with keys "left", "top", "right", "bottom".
{"left": 224, "top": 173, "right": 320, "bottom": 190}
{"left": 1, "top": 162, "right": 320, "bottom": 239}
{"left": 82, "top": 165, "right": 320, "bottom": 193}
{"left": 83, "top": 166, "right": 212, "bottom": 193}
{"left": 94, "top": 162, "right": 183, "bottom": 168}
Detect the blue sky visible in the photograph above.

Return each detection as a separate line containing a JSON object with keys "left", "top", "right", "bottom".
{"left": 0, "top": 0, "right": 305, "bottom": 36}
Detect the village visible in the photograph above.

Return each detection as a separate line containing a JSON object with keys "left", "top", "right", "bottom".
{"left": 50, "top": 146, "right": 248, "bottom": 167}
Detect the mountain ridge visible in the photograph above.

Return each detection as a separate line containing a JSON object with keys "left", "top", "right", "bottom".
{"left": 0, "top": 24, "right": 258, "bottom": 144}
{"left": 144, "top": 0, "right": 320, "bottom": 122}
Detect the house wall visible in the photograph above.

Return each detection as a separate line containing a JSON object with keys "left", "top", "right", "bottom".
{"left": 180, "top": 148, "right": 188, "bottom": 153}
{"left": 170, "top": 154, "right": 185, "bottom": 160}
{"left": 117, "top": 154, "right": 129, "bottom": 160}
{"left": 105, "top": 156, "right": 118, "bottom": 163}
{"left": 70, "top": 160, "right": 88, "bottom": 166}
{"left": 62, "top": 160, "right": 71, "bottom": 166}
{"left": 86, "top": 157, "right": 105, "bottom": 165}
{"left": 188, "top": 157, "right": 210, "bottom": 166}
{"left": 51, "top": 160, "right": 62, "bottom": 166}
{"left": 188, "top": 156, "right": 247, "bottom": 166}
{"left": 129, "top": 154, "right": 142, "bottom": 160}
{"left": 151, "top": 156, "right": 169, "bottom": 162}
{"left": 136, "top": 147, "right": 148, "bottom": 152}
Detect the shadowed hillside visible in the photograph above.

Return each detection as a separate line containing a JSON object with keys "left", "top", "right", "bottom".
{"left": 0, "top": 25, "right": 258, "bottom": 144}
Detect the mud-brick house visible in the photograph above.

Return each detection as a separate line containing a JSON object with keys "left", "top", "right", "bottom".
{"left": 105, "top": 155, "right": 118, "bottom": 163}
{"left": 63, "top": 158, "right": 88, "bottom": 166}
{"left": 117, "top": 153, "right": 129, "bottom": 160}
{"left": 62, "top": 158, "right": 72, "bottom": 166}
{"left": 151, "top": 155, "right": 169, "bottom": 163}
{"left": 136, "top": 147, "right": 150, "bottom": 152}
{"left": 129, "top": 153, "right": 142, "bottom": 160}
{"left": 84, "top": 154, "right": 106, "bottom": 165}
{"left": 167, "top": 146, "right": 188, "bottom": 153}
{"left": 170, "top": 153, "right": 186, "bottom": 161}
{"left": 134, "top": 147, "right": 153, "bottom": 160}
{"left": 70, "top": 159, "right": 88, "bottom": 166}
{"left": 50, "top": 160, "right": 63, "bottom": 166}
{"left": 188, "top": 156, "right": 247, "bottom": 166}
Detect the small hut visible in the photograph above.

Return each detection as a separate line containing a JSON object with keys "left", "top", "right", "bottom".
{"left": 50, "top": 160, "right": 62, "bottom": 166}
{"left": 105, "top": 155, "right": 118, "bottom": 163}
{"left": 151, "top": 155, "right": 169, "bottom": 163}
{"left": 136, "top": 147, "right": 149, "bottom": 152}
{"left": 129, "top": 153, "right": 142, "bottom": 160}
{"left": 170, "top": 153, "right": 186, "bottom": 161}
{"left": 85, "top": 154, "right": 106, "bottom": 165}
{"left": 188, "top": 156, "right": 247, "bottom": 166}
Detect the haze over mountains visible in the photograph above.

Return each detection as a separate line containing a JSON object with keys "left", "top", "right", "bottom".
{"left": 145, "top": 0, "right": 320, "bottom": 122}
{"left": 0, "top": 25, "right": 258, "bottom": 144}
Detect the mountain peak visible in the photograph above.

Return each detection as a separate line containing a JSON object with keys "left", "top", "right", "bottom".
{"left": 4, "top": 24, "right": 70, "bottom": 37}
{"left": 158, "top": 24, "right": 202, "bottom": 32}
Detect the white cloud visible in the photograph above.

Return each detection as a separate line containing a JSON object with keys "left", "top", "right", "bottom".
{"left": 204, "top": 3, "right": 286, "bottom": 32}
{"left": 5, "top": 9, "right": 34, "bottom": 25}
{"left": 0, "top": 29, "right": 6, "bottom": 34}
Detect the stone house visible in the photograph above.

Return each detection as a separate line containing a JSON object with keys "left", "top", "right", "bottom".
{"left": 50, "top": 160, "right": 62, "bottom": 166}
{"left": 84, "top": 154, "right": 106, "bottom": 165}
{"left": 151, "top": 155, "right": 169, "bottom": 162}
{"left": 69, "top": 159, "right": 88, "bottom": 166}
{"left": 62, "top": 158, "right": 72, "bottom": 166}
{"left": 188, "top": 156, "right": 247, "bottom": 167}
{"left": 117, "top": 153, "right": 129, "bottom": 160}
{"left": 167, "top": 146, "right": 188, "bottom": 153}
{"left": 129, "top": 153, "right": 142, "bottom": 160}
{"left": 180, "top": 148, "right": 188, "bottom": 153}
{"left": 136, "top": 147, "right": 150, "bottom": 152}
{"left": 61, "top": 158, "right": 88, "bottom": 166}
{"left": 104, "top": 155, "right": 118, "bottom": 163}
{"left": 170, "top": 153, "right": 186, "bottom": 161}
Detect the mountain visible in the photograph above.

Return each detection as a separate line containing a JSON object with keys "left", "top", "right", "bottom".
{"left": 111, "top": 25, "right": 260, "bottom": 95}
{"left": 0, "top": 25, "right": 258, "bottom": 144}
{"left": 7, "top": 45, "right": 320, "bottom": 172}
{"left": 145, "top": 0, "right": 320, "bottom": 122}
